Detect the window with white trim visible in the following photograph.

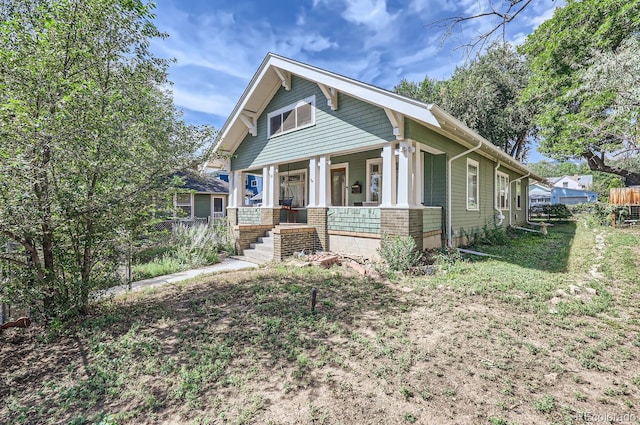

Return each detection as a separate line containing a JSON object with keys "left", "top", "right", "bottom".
{"left": 366, "top": 158, "right": 383, "bottom": 203}
{"left": 466, "top": 159, "right": 479, "bottom": 210}
{"left": 213, "top": 197, "right": 224, "bottom": 213}
{"left": 175, "top": 193, "right": 192, "bottom": 218}
{"left": 496, "top": 172, "right": 509, "bottom": 210}
{"left": 268, "top": 96, "right": 315, "bottom": 137}
{"left": 280, "top": 170, "right": 307, "bottom": 208}
{"left": 516, "top": 181, "right": 522, "bottom": 210}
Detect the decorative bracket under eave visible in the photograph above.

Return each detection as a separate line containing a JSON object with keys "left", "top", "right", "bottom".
{"left": 384, "top": 108, "right": 404, "bottom": 140}
{"left": 273, "top": 67, "right": 291, "bottom": 91}
{"left": 239, "top": 111, "right": 257, "bottom": 137}
{"left": 317, "top": 83, "right": 338, "bottom": 111}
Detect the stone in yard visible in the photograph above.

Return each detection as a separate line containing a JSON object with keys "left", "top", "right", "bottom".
{"left": 312, "top": 254, "right": 340, "bottom": 269}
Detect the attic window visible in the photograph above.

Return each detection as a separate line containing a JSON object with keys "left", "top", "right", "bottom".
{"left": 268, "top": 96, "right": 315, "bottom": 137}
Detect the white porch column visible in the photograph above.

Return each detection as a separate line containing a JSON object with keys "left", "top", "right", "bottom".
{"left": 231, "top": 171, "right": 243, "bottom": 208}
{"left": 396, "top": 140, "right": 414, "bottom": 208}
{"left": 262, "top": 166, "right": 270, "bottom": 207}
{"left": 269, "top": 165, "right": 280, "bottom": 208}
{"left": 308, "top": 157, "right": 318, "bottom": 207}
{"left": 414, "top": 145, "right": 423, "bottom": 206}
{"left": 270, "top": 165, "right": 279, "bottom": 207}
{"left": 381, "top": 143, "right": 395, "bottom": 207}
{"left": 318, "top": 155, "right": 330, "bottom": 207}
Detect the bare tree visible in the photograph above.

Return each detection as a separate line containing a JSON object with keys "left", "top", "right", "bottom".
{"left": 431, "top": 0, "right": 536, "bottom": 55}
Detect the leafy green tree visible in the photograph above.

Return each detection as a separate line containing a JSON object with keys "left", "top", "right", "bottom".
{"left": 520, "top": 0, "right": 640, "bottom": 185}
{"left": 395, "top": 42, "right": 535, "bottom": 161}
{"left": 0, "top": 0, "right": 212, "bottom": 321}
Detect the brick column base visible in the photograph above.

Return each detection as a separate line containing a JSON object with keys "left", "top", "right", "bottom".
{"left": 307, "top": 207, "right": 329, "bottom": 251}
{"left": 260, "top": 208, "right": 281, "bottom": 227}
{"left": 380, "top": 208, "right": 424, "bottom": 251}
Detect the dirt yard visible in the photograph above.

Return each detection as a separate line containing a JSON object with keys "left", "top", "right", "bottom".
{"left": 1, "top": 222, "right": 639, "bottom": 424}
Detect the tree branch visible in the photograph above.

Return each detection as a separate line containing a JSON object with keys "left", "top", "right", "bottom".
{"left": 0, "top": 254, "right": 30, "bottom": 268}
{"left": 431, "top": 0, "right": 536, "bottom": 56}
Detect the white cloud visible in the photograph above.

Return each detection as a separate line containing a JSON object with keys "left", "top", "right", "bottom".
{"left": 396, "top": 45, "right": 439, "bottom": 67}
{"left": 171, "top": 87, "right": 235, "bottom": 116}
{"left": 341, "top": 0, "right": 396, "bottom": 30}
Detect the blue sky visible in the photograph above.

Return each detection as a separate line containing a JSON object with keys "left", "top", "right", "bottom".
{"left": 150, "top": 0, "right": 562, "bottom": 163}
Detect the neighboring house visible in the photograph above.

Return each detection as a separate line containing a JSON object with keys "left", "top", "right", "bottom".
{"left": 529, "top": 183, "right": 552, "bottom": 206}
{"left": 548, "top": 174, "right": 593, "bottom": 190}
{"left": 212, "top": 53, "right": 542, "bottom": 260}
{"left": 173, "top": 171, "right": 228, "bottom": 223}
{"left": 528, "top": 182, "right": 598, "bottom": 206}
{"left": 211, "top": 171, "right": 263, "bottom": 205}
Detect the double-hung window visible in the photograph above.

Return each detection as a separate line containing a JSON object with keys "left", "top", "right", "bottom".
{"left": 175, "top": 193, "right": 192, "bottom": 218}
{"left": 496, "top": 172, "right": 509, "bottom": 210}
{"left": 268, "top": 96, "right": 315, "bottom": 137}
{"left": 467, "top": 159, "right": 479, "bottom": 210}
{"left": 516, "top": 181, "right": 522, "bottom": 210}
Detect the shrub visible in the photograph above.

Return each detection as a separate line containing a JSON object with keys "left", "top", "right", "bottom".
{"left": 573, "top": 202, "right": 629, "bottom": 227}
{"left": 377, "top": 233, "right": 422, "bottom": 272}
{"left": 172, "top": 223, "right": 220, "bottom": 267}
{"left": 430, "top": 248, "right": 465, "bottom": 274}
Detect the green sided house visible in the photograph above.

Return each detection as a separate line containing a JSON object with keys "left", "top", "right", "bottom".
{"left": 211, "top": 53, "right": 542, "bottom": 261}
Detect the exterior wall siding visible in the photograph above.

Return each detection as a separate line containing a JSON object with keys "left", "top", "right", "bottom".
{"left": 327, "top": 207, "right": 380, "bottom": 234}
{"left": 232, "top": 75, "right": 394, "bottom": 171}
{"left": 237, "top": 207, "right": 262, "bottom": 225}
{"left": 422, "top": 207, "right": 443, "bottom": 233}
{"left": 423, "top": 152, "right": 447, "bottom": 207}
{"left": 409, "top": 119, "right": 528, "bottom": 242}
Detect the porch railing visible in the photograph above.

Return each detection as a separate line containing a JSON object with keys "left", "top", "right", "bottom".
{"left": 327, "top": 207, "right": 381, "bottom": 234}
{"left": 237, "top": 207, "right": 262, "bottom": 225}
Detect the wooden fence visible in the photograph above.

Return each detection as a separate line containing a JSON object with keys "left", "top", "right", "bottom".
{"left": 610, "top": 187, "right": 640, "bottom": 206}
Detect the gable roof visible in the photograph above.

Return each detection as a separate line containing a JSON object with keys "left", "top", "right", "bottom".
{"left": 211, "top": 53, "right": 543, "bottom": 181}
{"left": 174, "top": 171, "right": 228, "bottom": 194}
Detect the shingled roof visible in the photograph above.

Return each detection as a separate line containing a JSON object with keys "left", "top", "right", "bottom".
{"left": 174, "top": 171, "right": 228, "bottom": 194}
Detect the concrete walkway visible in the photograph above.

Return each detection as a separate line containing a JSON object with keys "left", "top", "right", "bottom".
{"left": 104, "top": 257, "right": 259, "bottom": 298}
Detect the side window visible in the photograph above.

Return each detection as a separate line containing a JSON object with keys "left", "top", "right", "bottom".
{"left": 467, "top": 159, "right": 479, "bottom": 210}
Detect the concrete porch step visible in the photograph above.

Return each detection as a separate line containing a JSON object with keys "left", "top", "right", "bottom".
{"left": 256, "top": 236, "right": 274, "bottom": 245}
{"left": 235, "top": 249, "right": 272, "bottom": 265}
{"left": 250, "top": 242, "right": 274, "bottom": 253}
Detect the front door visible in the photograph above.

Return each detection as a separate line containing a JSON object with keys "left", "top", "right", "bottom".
{"left": 331, "top": 167, "right": 347, "bottom": 206}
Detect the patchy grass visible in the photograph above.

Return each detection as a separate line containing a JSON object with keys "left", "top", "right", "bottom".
{"left": 1, "top": 222, "right": 639, "bottom": 424}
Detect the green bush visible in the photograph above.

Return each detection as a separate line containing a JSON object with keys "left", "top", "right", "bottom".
{"left": 377, "top": 233, "right": 422, "bottom": 272}
{"left": 430, "top": 248, "right": 465, "bottom": 274}
{"left": 572, "top": 202, "right": 628, "bottom": 227}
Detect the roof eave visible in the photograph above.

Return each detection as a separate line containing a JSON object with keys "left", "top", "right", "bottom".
{"left": 427, "top": 104, "right": 545, "bottom": 182}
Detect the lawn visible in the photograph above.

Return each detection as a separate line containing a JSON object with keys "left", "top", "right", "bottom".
{"left": 1, "top": 220, "right": 639, "bottom": 424}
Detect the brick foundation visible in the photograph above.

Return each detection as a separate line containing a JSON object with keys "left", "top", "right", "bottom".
{"left": 273, "top": 226, "right": 316, "bottom": 260}
{"left": 306, "top": 208, "right": 328, "bottom": 251}
{"left": 380, "top": 208, "right": 424, "bottom": 251}
{"left": 260, "top": 208, "right": 281, "bottom": 227}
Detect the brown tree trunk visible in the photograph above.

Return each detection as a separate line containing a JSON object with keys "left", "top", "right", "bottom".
{"left": 583, "top": 150, "right": 640, "bottom": 186}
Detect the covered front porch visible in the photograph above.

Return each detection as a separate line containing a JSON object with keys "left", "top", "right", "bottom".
{"left": 226, "top": 142, "right": 446, "bottom": 260}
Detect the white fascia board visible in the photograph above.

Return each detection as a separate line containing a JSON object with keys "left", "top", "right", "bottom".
{"left": 427, "top": 104, "right": 544, "bottom": 182}
{"left": 267, "top": 56, "right": 441, "bottom": 129}
{"left": 213, "top": 55, "right": 277, "bottom": 153}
